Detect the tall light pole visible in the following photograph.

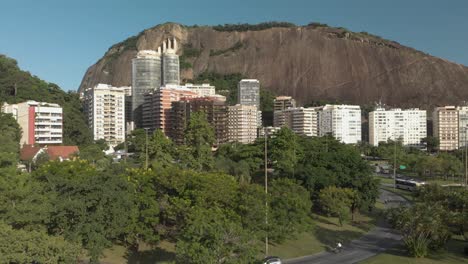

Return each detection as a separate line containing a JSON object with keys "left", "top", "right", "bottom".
{"left": 144, "top": 128, "right": 149, "bottom": 170}
{"left": 393, "top": 137, "right": 397, "bottom": 189}
{"left": 465, "top": 127, "right": 468, "bottom": 189}
{"left": 264, "top": 128, "right": 269, "bottom": 257}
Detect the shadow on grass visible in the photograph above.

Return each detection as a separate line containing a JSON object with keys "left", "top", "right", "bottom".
{"left": 126, "top": 247, "right": 176, "bottom": 264}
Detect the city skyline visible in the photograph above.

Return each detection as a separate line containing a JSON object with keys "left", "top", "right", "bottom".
{"left": 0, "top": 0, "right": 467, "bottom": 91}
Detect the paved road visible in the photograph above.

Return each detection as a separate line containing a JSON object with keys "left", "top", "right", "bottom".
{"left": 284, "top": 189, "right": 407, "bottom": 264}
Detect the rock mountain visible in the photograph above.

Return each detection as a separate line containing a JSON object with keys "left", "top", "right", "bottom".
{"left": 79, "top": 23, "right": 468, "bottom": 109}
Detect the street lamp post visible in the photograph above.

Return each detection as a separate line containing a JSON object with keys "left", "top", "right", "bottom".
{"left": 393, "top": 138, "right": 397, "bottom": 189}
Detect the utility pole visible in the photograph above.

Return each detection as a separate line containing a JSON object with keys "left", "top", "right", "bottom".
{"left": 393, "top": 137, "right": 397, "bottom": 189}
{"left": 465, "top": 127, "right": 468, "bottom": 188}
{"left": 264, "top": 128, "right": 269, "bottom": 257}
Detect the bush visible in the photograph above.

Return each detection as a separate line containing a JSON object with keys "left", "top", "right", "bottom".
{"left": 213, "top": 22, "right": 296, "bottom": 32}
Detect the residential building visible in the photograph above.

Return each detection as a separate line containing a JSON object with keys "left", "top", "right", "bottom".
{"left": 168, "top": 97, "right": 227, "bottom": 145}
{"left": 142, "top": 85, "right": 197, "bottom": 135}
{"left": 238, "top": 79, "right": 260, "bottom": 108}
{"left": 274, "top": 107, "right": 320, "bottom": 137}
{"left": 184, "top": 83, "right": 216, "bottom": 97}
{"left": 83, "top": 84, "right": 126, "bottom": 146}
{"left": 458, "top": 106, "right": 468, "bottom": 148}
{"left": 274, "top": 96, "right": 296, "bottom": 112}
{"left": 319, "top": 105, "right": 362, "bottom": 144}
{"left": 132, "top": 49, "right": 162, "bottom": 127}
{"left": 369, "top": 108, "right": 427, "bottom": 146}
{"left": 162, "top": 38, "right": 180, "bottom": 85}
{"left": 2, "top": 100, "right": 63, "bottom": 145}
{"left": 433, "top": 106, "right": 459, "bottom": 151}
{"left": 20, "top": 145, "right": 79, "bottom": 162}
{"left": 258, "top": 126, "right": 282, "bottom": 138}
{"left": 227, "top": 104, "right": 258, "bottom": 144}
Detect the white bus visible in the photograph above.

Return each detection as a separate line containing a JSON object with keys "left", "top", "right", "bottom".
{"left": 395, "top": 178, "right": 425, "bottom": 191}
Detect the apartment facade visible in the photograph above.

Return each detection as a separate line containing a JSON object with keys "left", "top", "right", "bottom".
{"left": 319, "top": 105, "right": 361, "bottom": 144}
{"left": 227, "top": 104, "right": 258, "bottom": 144}
{"left": 273, "top": 96, "right": 296, "bottom": 112}
{"left": 458, "top": 106, "right": 468, "bottom": 148}
{"left": 433, "top": 106, "right": 459, "bottom": 151}
{"left": 142, "top": 85, "right": 197, "bottom": 135}
{"left": 83, "top": 84, "right": 126, "bottom": 146}
{"left": 168, "top": 97, "right": 228, "bottom": 145}
{"left": 184, "top": 83, "right": 216, "bottom": 97}
{"left": 2, "top": 101, "right": 63, "bottom": 145}
{"left": 274, "top": 107, "right": 319, "bottom": 137}
{"left": 369, "top": 108, "right": 427, "bottom": 146}
{"left": 238, "top": 79, "right": 260, "bottom": 108}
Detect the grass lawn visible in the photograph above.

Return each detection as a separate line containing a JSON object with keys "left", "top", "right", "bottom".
{"left": 268, "top": 210, "right": 380, "bottom": 259}
{"left": 360, "top": 238, "right": 468, "bottom": 264}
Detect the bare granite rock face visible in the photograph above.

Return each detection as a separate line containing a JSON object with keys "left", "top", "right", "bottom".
{"left": 79, "top": 23, "right": 468, "bottom": 109}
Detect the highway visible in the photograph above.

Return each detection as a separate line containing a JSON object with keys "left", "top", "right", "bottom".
{"left": 284, "top": 188, "right": 407, "bottom": 264}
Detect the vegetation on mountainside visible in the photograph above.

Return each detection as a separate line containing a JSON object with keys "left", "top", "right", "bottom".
{"left": 209, "top": 41, "right": 244, "bottom": 56}
{"left": 213, "top": 21, "right": 296, "bottom": 32}
{"left": 179, "top": 44, "right": 201, "bottom": 70}
{"left": 0, "top": 55, "right": 93, "bottom": 146}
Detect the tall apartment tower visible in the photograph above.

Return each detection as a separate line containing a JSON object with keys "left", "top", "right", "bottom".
{"left": 433, "top": 106, "right": 459, "bottom": 151}
{"left": 169, "top": 97, "right": 228, "bottom": 145}
{"left": 369, "top": 108, "right": 427, "bottom": 147}
{"left": 238, "top": 79, "right": 260, "bottom": 108}
{"left": 141, "top": 85, "right": 197, "bottom": 135}
{"left": 162, "top": 38, "right": 180, "bottom": 85}
{"left": 132, "top": 49, "right": 162, "bottom": 128}
{"left": 2, "top": 101, "right": 63, "bottom": 145}
{"left": 83, "top": 84, "right": 126, "bottom": 146}
{"left": 227, "top": 104, "right": 258, "bottom": 144}
{"left": 458, "top": 106, "right": 468, "bottom": 148}
{"left": 319, "top": 105, "right": 361, "bottom": 144}
{"left": 274, "top": 96, "right": 296, "bottom": 112}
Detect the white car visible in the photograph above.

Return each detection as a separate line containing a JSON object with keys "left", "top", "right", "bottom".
{"left": 262, "top": 256, "right": 282, "bottom": 264}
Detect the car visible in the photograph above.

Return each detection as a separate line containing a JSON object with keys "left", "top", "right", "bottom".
{"left": 262, "top": 256, "right": 282, "bottom": 264}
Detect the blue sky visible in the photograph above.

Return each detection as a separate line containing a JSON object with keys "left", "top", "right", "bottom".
{"left": 1, "top": 0, "right": 467, "bottom": 91}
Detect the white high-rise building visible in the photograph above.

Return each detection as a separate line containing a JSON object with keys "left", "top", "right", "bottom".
{"left": 162, "top": 38, "right": 180, "bottom": 85}
{"left": 227, "top": 104, "right": 258, "bottom": 144}
{"left": 369, "top": 108, "right": 427, "bottom": 146}
{"left": 184, "top": 83, "right": 216, "bottom": 97}
{"left": 457, "top": 106, "right": 468, "bottom": 148}
{"left": 84, "top": 84, "right": 127, "bottom": 146}
{"left": 2, "top": 101, "right": 63, "bottom": 145}
{"left": 238, "top": 79, "right": 260, "bottom": 108}
{"left": 319, "top": 105, "right": 362, "bottom": 144}
{"left": 274, "top": 107, "right": 320, "bottom": 137}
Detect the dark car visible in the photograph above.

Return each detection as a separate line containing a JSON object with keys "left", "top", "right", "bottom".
{"left": 262, "top": 256, "right": 282, "bottom": 264}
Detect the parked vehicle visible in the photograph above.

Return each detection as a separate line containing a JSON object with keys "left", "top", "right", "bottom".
{"left": 262, "top": 256, "right": 282, "bottom": 264}
{"left": 395, "top": 178, "right": 425, "bottom": 191}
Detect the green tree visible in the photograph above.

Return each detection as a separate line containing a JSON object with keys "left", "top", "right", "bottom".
{"left": 422, "top": 136, "right": 439, "bottom": 153}
{"left": 269, "top": 127, "right": 302, "bottom": 177}
{"left": 33, "top": 160, "right": 135, "bottom": 263}
{"left": 269, "top": 178, "right": 312, "bottom": 241}
{"left": 148, "top": 129, "right": 175, "bottom": 169}
{"left": 387, "top": 203, "right": 450, "bottom": 257}
{"left": 176, "top": 207, "right": 259, "bottom": 264}
{"left": 0, "top": 221, "right": 81, "bottom": 264}
{"left": 319, "top": 186, "right": 357, "bottom": 226}
{"left": 183, "top": 112, "right": 215, "bottom": 171}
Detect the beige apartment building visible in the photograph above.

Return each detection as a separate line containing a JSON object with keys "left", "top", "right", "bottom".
{"left": 273, "top": 96, "right": 296, "bottom": 112}
{"left": 274, "top": 107, "right": 319, "bottom": 137}
{"left": 83, "top": 84, "right": 128, "bottom": 146}
{"left": 227, "top": 104, "right": 259, "bottom": 144}
{"left": 433, "top": 106, "right": 459, "bottom": 151}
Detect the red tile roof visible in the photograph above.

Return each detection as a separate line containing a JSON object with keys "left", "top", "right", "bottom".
{"left": 20, "top": 145, "right": 79, "bottom": 161}
{"left": 20, "top": 145, "right": 41, "bottom": 161}
{"left": 46, "top": 146, "right": 79, "bottom": 160}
